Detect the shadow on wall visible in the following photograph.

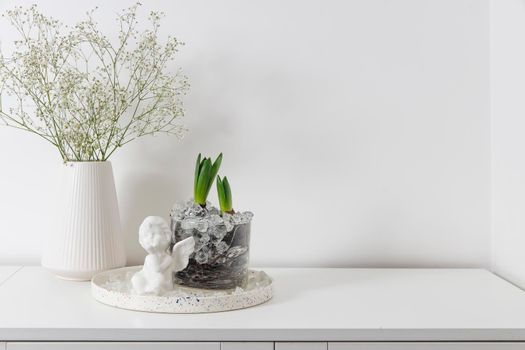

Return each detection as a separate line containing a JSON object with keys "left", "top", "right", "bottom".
{"left": 114, "top": 51, "right": 318, "bottom": 266}
{"left": 116, "top": 122, "right": 232, "bottom": 265}
{"left": 115, "top": 55, "right": 242, "bottom": 265}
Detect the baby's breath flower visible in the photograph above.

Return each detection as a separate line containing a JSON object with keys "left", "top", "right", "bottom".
{"left": 0, "top": 3, "right": 189, "bottom": 161}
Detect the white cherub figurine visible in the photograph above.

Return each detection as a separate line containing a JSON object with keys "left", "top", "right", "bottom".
{"left": 131, "top": 216, "right": 195, "bottom": 296}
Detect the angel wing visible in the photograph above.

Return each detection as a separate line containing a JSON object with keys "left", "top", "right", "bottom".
{"left": 171, "top": 236, "right": 196, "bottom": 272}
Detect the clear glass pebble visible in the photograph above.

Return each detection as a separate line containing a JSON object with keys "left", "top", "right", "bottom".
{"left": 209, "top": 224, "right": 227, "bottom": 240}
{"left": 185, "top": 202, "right": 205, "bottom": 217}
{"left": 199, "top": 233, "right": 211, "bottom": 245}
{"left": 209, "top": 214, "right": 224, "bottom": 226}
{"left": 216, "top": 241, "right": 230, "bottom": 254}
{"left": 195, "top": 249, "right": 209, "bottom": 264}
{"left": 181, "top": 217, "right": 198, "bottom": 230}
{"left": 196, "top": 219, "right": 209, "bottom": 233}
{"left": 170, "top": 201, "right": 186, "bottom": 220}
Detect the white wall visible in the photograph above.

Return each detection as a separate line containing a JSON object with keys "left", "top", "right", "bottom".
{"left": 0, "top": 0, "right": 491, "bottom": 267}
{"left": 491, "top": 0, "right": 525, "bottom": 286}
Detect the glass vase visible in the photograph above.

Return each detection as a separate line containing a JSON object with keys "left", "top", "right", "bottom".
{"left": 171, "top": 202, "right": 252, "bottom": 290}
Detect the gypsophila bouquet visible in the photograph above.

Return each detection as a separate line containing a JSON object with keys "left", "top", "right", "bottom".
{"left": 0, "top": 3, "right": 189, "bottom": 161}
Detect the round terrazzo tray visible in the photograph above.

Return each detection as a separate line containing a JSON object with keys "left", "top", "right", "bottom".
{"left": 91, "top": 266, "right": 273, "bottom": 313}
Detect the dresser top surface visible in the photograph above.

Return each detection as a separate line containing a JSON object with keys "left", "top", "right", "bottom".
{"left": 0, "top": 267, "right": 524, "bottom": 341}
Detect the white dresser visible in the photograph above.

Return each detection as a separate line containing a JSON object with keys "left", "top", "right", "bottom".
{"left": 1, "top": 267, "right": 525, "bottom": 349}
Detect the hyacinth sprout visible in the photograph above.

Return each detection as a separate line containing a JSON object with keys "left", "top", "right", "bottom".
{"left": 193, "top": 153, "right": 222, "bottom": 206}
{"left": 216, "top": 175, "right": 233, "bottom": 214}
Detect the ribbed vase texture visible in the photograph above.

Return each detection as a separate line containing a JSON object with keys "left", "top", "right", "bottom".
{"left": 42, "top": 162, "right": 126, "bottom": 280}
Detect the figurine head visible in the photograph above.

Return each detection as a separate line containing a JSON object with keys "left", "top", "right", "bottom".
{"left": 138, "top": 216, "right": 172, "bottom": 254}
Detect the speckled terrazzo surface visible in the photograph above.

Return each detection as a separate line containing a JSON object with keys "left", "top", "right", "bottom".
{"left": 91, "top": 266, "right": 273, "bottom": 313}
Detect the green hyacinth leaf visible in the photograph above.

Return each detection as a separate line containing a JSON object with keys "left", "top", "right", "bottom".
{"left": 193, "top": 153, "right": 201, "bottom": 196}
{"left": 211, "top": 153, "right": 223, "bottom": 181}
{"left": 223, "top": 176, "right": 232, "bottom": 212}
{"left": 216, "top": 175, "right": 226, "bottom": 211}
{"left": 195, "top": 159, "right": 211, "bottom": 204}
{"left": 205, "top": 153, "right": 222, "bottom": 198}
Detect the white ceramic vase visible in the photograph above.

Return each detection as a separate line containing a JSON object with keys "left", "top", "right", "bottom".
{"left": 42, "top": 161, "right": 126, "bottom": 281}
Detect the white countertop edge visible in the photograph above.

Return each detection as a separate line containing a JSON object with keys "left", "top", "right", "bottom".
{"left": 0, "top": 266, "right": 21, "bottom": 286}
{"left": 2, "top": 328, "right": 525, "bottom": 342}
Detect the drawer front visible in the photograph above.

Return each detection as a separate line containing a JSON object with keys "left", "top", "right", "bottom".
{"left": 222, "top": 343, "right": 274, "bottom": 350}
{"left": 1, "top": 343, "right": 5, "bottom": 350}
{"left": 7, "top": 343, "right": 219, "bottom": 350}
{"left": 276, "top": 343, "right": 327, "bottom": 350}
{"left": 329, "top": 343, "right": 525, "bottom": 350}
